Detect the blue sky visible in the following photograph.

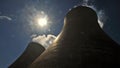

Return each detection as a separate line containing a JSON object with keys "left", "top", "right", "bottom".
{"left": 0, "top": 0, "right": 120, "bottom": 68}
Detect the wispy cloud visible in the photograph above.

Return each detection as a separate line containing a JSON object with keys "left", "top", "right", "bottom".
{"left": 0, "top": 16, "right": 12, "bottom": 21}
{"left": 32, "top": 34, "right": 56, "bottom": 49}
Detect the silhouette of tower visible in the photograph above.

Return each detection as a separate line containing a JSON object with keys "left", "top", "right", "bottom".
{"left": 9, "top": 42, "right": 45, "bottom": 68}
{"left": 29, "top": 6, "right": 120, "bottom": 68}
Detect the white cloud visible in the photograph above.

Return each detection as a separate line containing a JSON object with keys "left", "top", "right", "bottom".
{"left": 31, "top": 34, "right": 37, "bottom": 38}
{"left": 98, "top": 20, "right": 104, "bottom": 28}
{"left": 0, "top": 16, "right": 12, "bottom": 21}
{"left": 32, "top": 34, "right": 56, "bottom": 49}
{"left": 82, "top": 0, "right": 89, "bottom": 6}
{"left": 97, "top": 10, "right": 107, "bottom": 28}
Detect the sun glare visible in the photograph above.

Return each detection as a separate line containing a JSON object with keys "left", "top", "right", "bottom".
{"left": 37, "top": 17, "right": 47, "bottom": 27}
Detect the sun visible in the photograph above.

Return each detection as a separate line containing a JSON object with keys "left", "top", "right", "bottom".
{"left": 37, "top": 17, "right": 48, "bottom": 27}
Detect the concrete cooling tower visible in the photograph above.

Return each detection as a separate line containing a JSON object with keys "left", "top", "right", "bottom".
{"left": 29, "top": 6, "right": 120, "bottom": 68}
{"left": 9, "top": 42, "right": 45, "bottom": 68}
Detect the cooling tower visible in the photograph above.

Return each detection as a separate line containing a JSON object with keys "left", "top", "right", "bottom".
{"left": 29, "top": 6, "right": 120, "bottom": 68}
{"left": 9, "top": 42, "right": 45, "bottom": 68}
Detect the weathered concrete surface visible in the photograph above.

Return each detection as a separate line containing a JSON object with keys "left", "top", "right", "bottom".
{"left": 29, "top": 6, "right": 120, "bottom": 68}
{"left": 9, "top": 42, "right": 45, "bottom": 68}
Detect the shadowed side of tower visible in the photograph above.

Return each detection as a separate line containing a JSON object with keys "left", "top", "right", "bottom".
{"left": 29, "top": 6, "right": 120, "bottom": 68}
{"left": 8, "top": 42, "right": 45, "bottom": 68}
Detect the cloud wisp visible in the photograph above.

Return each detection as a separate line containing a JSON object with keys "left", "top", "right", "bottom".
{"left": 0, "top": 16, "right": 12, "bottom": 21}
{"left": 32, "top": 34, "right": 56, "bottom": 49}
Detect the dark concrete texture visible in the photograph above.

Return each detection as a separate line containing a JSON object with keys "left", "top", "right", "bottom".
{"left": 9, "top": 42, "right": 45, "bottom": 68}
{"left": 29, "top": 6, "right": 120, "bottom": 68}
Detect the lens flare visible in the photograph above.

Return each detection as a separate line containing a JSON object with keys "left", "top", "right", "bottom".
{"left": 37, "top": 17, "right": 47, "bottom": 27}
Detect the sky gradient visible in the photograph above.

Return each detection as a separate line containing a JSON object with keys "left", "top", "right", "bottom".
{"left": 0, "top": 0, "right": 120, "bottom": 68}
